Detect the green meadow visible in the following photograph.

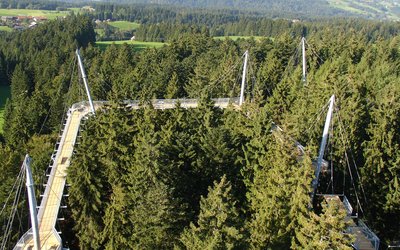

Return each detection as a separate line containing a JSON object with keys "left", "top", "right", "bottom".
{"left": 0, "top": 26, "right": 12, "bottom": 32}
{"left": 96, "top": 40, "right": 166, "bottom": 51}
{"left": 108, "top": 21, "right": 140, "bottom": 31}
{"left": 0, "top": 8, "right": 72, "bottom": 19}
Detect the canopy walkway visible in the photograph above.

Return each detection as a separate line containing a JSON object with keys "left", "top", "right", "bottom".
{"left": 274, "top": 93, "right": 380, "bottom": 250}
{"left": 9, "top": 44, "right": 380, "bottom": 250}
{"left": 13, "top": 98, "right": 239, "bottom": 250}
{"left": 12, "top": 47, "right": 247, "bottom": 250}
{"left": 311, "top": 96, "right": 379, "bottom": 250}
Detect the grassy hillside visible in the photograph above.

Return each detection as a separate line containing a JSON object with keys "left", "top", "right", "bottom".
{"left": 328, "top": 0, "right": 400, "bottom": 20}
{"left": 0, "top": 8, "right": 73, "bottom": 19}
{"left": 83, "top": 0, "right": 396, "bottom": 19}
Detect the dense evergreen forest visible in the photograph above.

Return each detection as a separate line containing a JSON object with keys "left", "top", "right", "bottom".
{"left": 3, "top": 0, "right": 399, "bottom": 20}
{"left": 4, "top": 0, "right": 400, "bottom": 41}
{"left": 0, "top": 0, "right": 346, "bottom": 18}
{"left": 0, "top": 10, "right": 399, "bottom": 250}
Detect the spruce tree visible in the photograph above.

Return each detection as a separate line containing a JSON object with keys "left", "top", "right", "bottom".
{"left": 125, "top": 181, "right": 185, "bottom": 249}
{"left": 100, "top": 107, "right": 186, "bottom": 249}
{"left": 179, "top": 175, "right": 245, "bottom": 249}
{"left": 292, "top": 200, "right": 354, "bottom": 250}
{"left": 362, "top": 82, "right": 400, "bottom": 242}
{"left": 165, "top": 72, "right": 180, "bottom": 99}
{"left": 68, "top": 118, "right": 109, "bottom": 249}
{"left": 248, "top": 135, "right": 312, "bottom": 249}
{"left": 101, "top": 185, "right": 130, "bottom": 250}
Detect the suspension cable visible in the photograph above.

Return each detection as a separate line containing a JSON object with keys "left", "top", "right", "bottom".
{"left": 61, "top": 54, "right": 77, "bottom": 126}
{"left": 1, "top": 165, "right": 25, "bottom": 250}
{"left": 249, "top": 61, "right": 257, "bottom": 100}
{"left": 2, "top": 174, "right": 24, "bottom": 249}
{"left": 337, "top": 108, "right": 368, "bottom": 204}
{"left": 0, "top": 166, "right": 24, "bottom": 218}
{"left": 275, "top": 40, "right": 301, "bottom": 87}
{"left": 229, "top": 66, "right": 241, "bottom": 99}
{"left": 211, "top": 51, "right": 245, "bottom": 98}
{"left": 337, "top": 110, "right": 368, "bottom": 206}
{"left": 336, "top": 109, "right": 365, "bottom": 215}
{"left": 38, "top": 55, "right": 76, "bottom": 136}
{"left": 300, "top": 97, "right": 331, "bottom": 139}
{"left": 305, "top": 39, "right": 325, "bottom": 66}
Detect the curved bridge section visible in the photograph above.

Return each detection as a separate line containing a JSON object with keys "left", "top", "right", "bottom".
{"left": 14, "top": 98, "right": 239, "bottom": 250}
{"left": 15, "top": 102, "right": 91, "bottom": 250}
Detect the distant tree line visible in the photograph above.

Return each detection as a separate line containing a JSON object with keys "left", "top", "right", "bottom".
{"left": 84, "top": 4, "right": 400, "bottom": 42}
{"left": 80, "top": 0, "right": 353, "bottom": 20}
{"left": 0, "top": 0, "right": 74, "bottom": 10}
{"left": 0, "top": 0, "right": 350, "bottom": 19}
{"left": 135, "top": 18, "right": 400, "bottom": 42}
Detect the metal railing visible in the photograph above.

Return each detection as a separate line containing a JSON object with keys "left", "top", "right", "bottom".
{"left": 71, "top": 97, "right": 240, "bottom": 111}
{"left": 14, "top": 229, "right": 33, "bottom": 250}
{"left": 357, "top": 220, "right": 380, "bottom": 250}
{"left": 342, "top": 195, "right": 353, "bottom": 216}
{"left": 13, "top": 228, "right": 62, "bottom": 250}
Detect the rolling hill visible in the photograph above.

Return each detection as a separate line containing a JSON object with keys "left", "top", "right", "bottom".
{"left": 59, "top": 0, "right": 399, "bottom": 20}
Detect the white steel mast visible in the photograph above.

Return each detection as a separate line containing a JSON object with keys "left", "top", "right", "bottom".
{"left": 24, "top": 155, "right": 40, "bottom": 250}
{"left": 311, "top": 95, "right": 335, "bottom": 201}
{"left": 239, "top": 50, "right": 249, "bottom": 106}
{"left": 76, "top": 49, "right": 96, "bottom": 114}
{"left": 302, "top": 37, "right": 307, "bottom": 83}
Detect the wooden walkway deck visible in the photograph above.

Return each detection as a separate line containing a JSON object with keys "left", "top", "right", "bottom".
{"left": 324, "top": 195, "right": 379, "bottom": 250}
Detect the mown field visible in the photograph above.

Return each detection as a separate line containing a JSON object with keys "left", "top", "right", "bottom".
{"left": 96, "top": 36, "right": 270, "bottom": 50}
{"left": 0, "top": 8, "right": 75, "bottom": 19}
{"left": 108, "top": 21, "right": 140, "bottom": 31}
{"left": 0, "top": 85, "right": 10, "bottom": 133}
{"left": 96, "top": 40, "right": 166, "bottom": 51}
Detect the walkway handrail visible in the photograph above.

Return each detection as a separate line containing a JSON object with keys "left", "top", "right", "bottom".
{"left": 357, "top": 220, "right": 380, "bottom": 250}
